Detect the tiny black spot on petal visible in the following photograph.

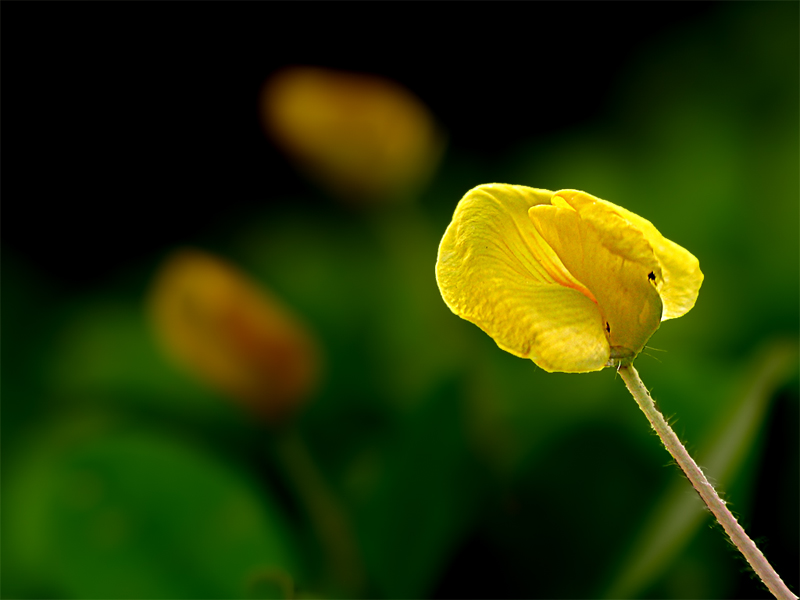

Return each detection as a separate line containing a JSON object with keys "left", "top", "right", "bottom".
{"left": 648, "top": 271, "right": 656, "bottom": 282}
{"left": 605, "top": 322, "right": 611, "bottom": 333}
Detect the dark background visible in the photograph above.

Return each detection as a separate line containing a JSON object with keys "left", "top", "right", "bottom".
{"left": 6, "top": 4, "right": 717, "bottom": 289}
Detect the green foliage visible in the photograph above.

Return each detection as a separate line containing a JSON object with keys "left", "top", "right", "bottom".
{"left": 5, "top": 416, "right": 299, "bottom": 599}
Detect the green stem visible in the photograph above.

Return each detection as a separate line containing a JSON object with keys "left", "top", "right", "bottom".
{"left": 273, "top": 427, "right": 366, "bottom": 596}
{"left": 618, "top": 364, "right": 796, "bottom": 600}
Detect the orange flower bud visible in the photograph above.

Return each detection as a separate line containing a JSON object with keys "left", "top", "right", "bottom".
{"left": 148, "top": 249, "right": 320, "bottom": 424}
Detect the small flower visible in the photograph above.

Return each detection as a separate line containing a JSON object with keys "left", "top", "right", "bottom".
{"left": 435, "top": 184, "right": 703, "bottom": 373}
{"left": 148, "top": 249, "right": 320, "bottom": 423}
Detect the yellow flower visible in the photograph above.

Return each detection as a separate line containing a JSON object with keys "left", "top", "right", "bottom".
{"left": 260, "top": 66, "right": 445, "bottom": 204}
{"left": 148, "top": 249, "right": 320, "bottom": 423}
{"left": 435, "top": 184, "right": 703, "bottom": 373}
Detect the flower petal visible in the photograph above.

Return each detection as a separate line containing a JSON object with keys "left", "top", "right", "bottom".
{"left": 557, "top": 190, "right": 703, "bottom": 320}
{"left": 530, "top": 192, "right": 663, "bottom": 360}
{"left": 436, "top": 184, "right": 609, "bottom": 372}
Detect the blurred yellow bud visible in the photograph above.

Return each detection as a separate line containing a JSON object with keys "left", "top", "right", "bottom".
{"left": 148, "top": 249, "right": 320, "bottom": 424}
{"left": 260, "top": 66, "right": 445, "bottom": 204}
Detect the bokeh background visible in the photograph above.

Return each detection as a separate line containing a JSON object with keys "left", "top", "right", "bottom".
{"left": 3, "top": 3, "right": 798, "bottom": 599}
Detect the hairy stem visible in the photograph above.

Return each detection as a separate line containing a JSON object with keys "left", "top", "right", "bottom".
{"left": 618, "top": 364, "right": 796, "bottom": 600}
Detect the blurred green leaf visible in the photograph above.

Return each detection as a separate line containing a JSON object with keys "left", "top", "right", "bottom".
{"left": 46, "top": 300, "right": 245, "bottom": 426}
{"left": 6, "top": 414, "right": 301, "bottom": 599}
{"left": 352, "top": 379, "right": 487, "bottom": 598}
